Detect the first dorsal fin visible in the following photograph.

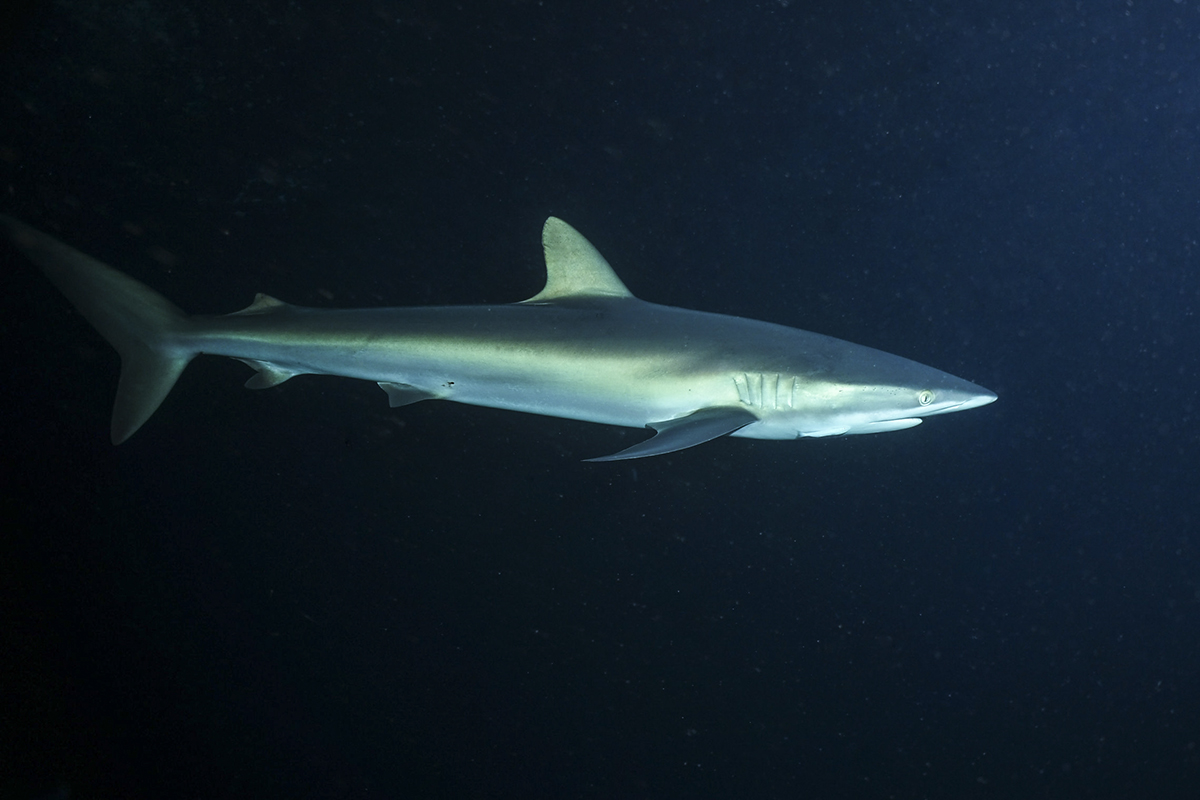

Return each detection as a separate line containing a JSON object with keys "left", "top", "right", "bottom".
{"left": 522, "top": 217, "right": 633, "bottom": 303}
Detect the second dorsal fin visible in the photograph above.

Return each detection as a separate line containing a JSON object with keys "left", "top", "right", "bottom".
{"left": 231, "top": 293, "right": 289, "bottom": 315}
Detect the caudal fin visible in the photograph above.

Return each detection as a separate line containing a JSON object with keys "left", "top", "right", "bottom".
{"left": 2, "top": 215, "right": 195, "bottom": 443}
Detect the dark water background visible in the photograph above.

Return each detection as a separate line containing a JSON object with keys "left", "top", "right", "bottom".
{"left": 1, "top": 1, "right": 1198, "bottom": 798}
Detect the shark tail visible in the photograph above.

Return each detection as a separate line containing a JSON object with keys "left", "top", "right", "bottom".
{"left": 3, "top": 216, "right": 196, "bottom": 443}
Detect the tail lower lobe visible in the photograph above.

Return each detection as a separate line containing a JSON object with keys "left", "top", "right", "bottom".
{"left": 2, "top": 215, "right": 195, "bottom": 443}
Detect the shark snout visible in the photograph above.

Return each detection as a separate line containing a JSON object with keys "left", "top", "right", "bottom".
{"left": 969, "top": 388, "right": 998, "bottom": 408}
{"left": 931, "top": 384, "right": 997, "bottom": 415}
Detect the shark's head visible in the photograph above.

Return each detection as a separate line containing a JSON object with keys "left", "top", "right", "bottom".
{"left": 828, "top": 377, "right": 996, "bottom": 435}
{"left": 732, "top": 344, "right": 997, "bottom": 440}
{"left": 801, "top": 353, "right": 996, "bottom": 437}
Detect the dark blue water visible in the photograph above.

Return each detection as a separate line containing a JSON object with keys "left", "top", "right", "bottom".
{"left": 2, "top": 2, "right": 1198, "bottom": 798}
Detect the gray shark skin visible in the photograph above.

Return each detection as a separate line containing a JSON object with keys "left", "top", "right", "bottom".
{"left": 3, "top": 215, "right": 995, "bottom": 461}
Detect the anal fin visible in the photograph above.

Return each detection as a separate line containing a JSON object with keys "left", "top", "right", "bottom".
{"left": 239, "top": 359, "right": 301, "bottom": 389}
{"left": 586, "top": 407, "right": 759, "bottom": 462}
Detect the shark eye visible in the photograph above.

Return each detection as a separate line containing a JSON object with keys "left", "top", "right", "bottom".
{"left": 918, "top": 390, "right": 935, "bottom": 406}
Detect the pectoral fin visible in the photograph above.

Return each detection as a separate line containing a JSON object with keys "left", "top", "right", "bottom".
{"left": 585, "top": 407, "right": 759, "bottom": 462}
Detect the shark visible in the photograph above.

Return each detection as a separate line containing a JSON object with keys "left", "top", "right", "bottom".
{"left": 3, "top": 214, "right": 995, "bottom": 461}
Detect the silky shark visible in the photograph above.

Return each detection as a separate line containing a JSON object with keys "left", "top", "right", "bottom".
{"left": 3, "top": 214, "right": 995, "bottom": 461}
